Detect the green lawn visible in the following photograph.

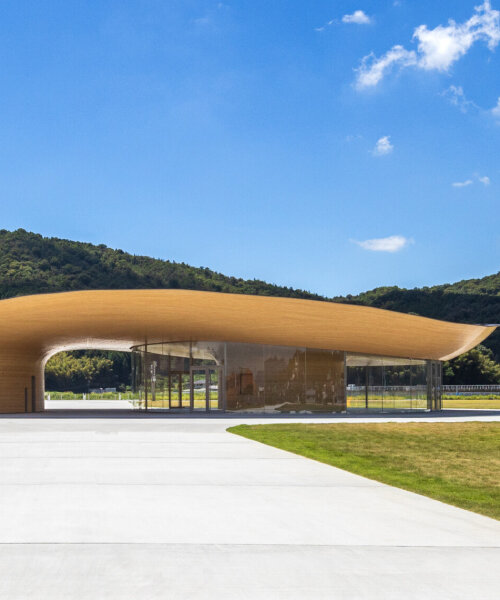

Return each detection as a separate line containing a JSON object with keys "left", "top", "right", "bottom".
{"left": 228, "top": 422, "right": 500, "bottom": 520}
{"left": 443, "top": 397, "right": 500, "bottom": 409}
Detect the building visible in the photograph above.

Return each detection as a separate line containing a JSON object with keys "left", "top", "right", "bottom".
{"left": 0, "top": 290, "right": 495, "bottom": 414}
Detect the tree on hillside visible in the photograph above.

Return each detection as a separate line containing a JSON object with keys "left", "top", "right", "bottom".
{"left": 45, "top": 352, "right": 116, "bottom": 392}
{"left": 443, "top": 345, "right": 500, "bottom": 385}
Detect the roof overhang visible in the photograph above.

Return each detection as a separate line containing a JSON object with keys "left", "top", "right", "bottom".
{"left": 0, "top": 289, "right": 494, "bottom": 361}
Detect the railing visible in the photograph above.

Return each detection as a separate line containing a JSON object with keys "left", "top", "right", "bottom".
{"left": 442, "top": 385, "right": 500, "bottom": 395}
{"left": 347, "top": 386, "right": 426, "bottom": 391}
{"left": 45, "top": 391, "right": 137, "bottom": 401}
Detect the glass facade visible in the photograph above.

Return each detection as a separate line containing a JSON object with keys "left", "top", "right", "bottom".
{"left": 345, "top": 354, "right": 440, "bottom": 412}
{"left": 131, "top": 341, "right": 442, "bottom": 413}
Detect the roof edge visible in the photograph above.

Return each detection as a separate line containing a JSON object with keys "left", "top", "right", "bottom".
{"left": 439, "top": 325, "right": 497, "bottom": 361}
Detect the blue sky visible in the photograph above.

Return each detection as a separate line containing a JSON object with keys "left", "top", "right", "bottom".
{"left": 1, "top": 1, "right": 499, "bottom": 296}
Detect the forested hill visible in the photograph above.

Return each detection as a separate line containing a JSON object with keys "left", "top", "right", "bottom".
{"left": 0, "top": 229, "right": 322, "bottom": 301}
{"left": 1, "top": 229, "right": 499, "bottom": 358}
{"left": 334, "top": 275, "right": 500, "bottom": 331}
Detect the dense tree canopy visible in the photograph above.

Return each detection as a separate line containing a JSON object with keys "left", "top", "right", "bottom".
{"left": 45, "top": 350, "right": 131, "bottom": 392}
{"left": 45, "top": 352, "right": 115, "bottom": 392}
{"left": 443, "top": 346, "right": 500, "bottom": 386}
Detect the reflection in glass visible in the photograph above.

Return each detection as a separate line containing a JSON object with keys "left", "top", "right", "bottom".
{"left": 346, "top": 354, "right": 434, "bottom": 413}
{"left": 132, "top": 342, "right": 438, "bottom": 413}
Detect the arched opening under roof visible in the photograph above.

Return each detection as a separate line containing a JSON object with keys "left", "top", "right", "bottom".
{"left": 44, "top": 348, "right": 133, "bottom": 411}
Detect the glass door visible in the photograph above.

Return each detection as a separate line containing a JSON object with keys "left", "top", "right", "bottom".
{"left": 190, "top": 366, "right": 224, "bottom": 412}
{"left": 208, "top": 367, "right": 223, "bottom": 411}
{"left": 208, "top": 367, "right": 224, "bottom": 410}
{"left": 190, "top": 368, "right": 209, "bottom": 411}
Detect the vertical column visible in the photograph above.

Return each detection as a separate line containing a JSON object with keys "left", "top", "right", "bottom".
{"left": 426, "top": 360, "right": 443, "bottom": 411}
{"left": 437, "top": 362, "right": 443, "bottom": 410}
{"left": 0, "top": 346, "right": 44, "bottom": 413}
{"left": 205, "top": 368, "right": 210, "bottom": 411}
{"left": 432, "top": 361, "right": 442, "bottom": 411}
{"left": 31, "top": 375, "right": 36, "bottom": 412}
{"left": 365, "top": 367, "right": 369, "bottom": 410}
{"left": 144, "top": 341, "right": 148, "bottom": 411}
{"left": 343, "top": 352, "right": 347, "bottom": 413}
{"left": 168, "top": 355, "right": 172, "bottom": 409}
{"left": 426, "top": 360, "right": 432, "bottom": 410}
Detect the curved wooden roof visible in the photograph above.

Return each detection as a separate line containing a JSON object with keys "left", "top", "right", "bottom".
{"left": 0, "top": 290, "right": 494, "bottom": 361}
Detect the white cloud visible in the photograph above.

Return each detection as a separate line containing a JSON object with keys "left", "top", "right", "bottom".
{"left": 372, "top": 135, "right": 394, "bottom": 156}
{"left": 414, "top": 1, "right": 500, "bottom": 71}
{"left": 452, "top": 174, "right": 491, "bottom": 187}
{"left": 491, "top": 96, "right": 500, "bottom": 119}
{"left": 316, "top": 9, "right": 372, "bottom": 31}
{"left": 356, "top": 45, "right": 417, "bottom": 88}
{"left": 314, "top": 19, "right": 335, "bottom": 32}
{"left": 356, "top": 1, "right": 500, "bottom": 88}
{"left": 353, "top": 235, "right": 412, "bottom": 252}
{"left": 442, "top": 85, "right": 477, "bottom": 112}
{"left": 342, "top": 10, "right": 372, "bottom": 25}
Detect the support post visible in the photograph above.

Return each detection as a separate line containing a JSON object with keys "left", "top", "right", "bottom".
{"left": 144, "top": 340, "right": 148, "bottom": 411}
{"left": 365, "top": 367, "right": 369, "bottom": 410}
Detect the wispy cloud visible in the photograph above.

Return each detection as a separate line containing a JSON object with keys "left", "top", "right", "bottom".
{"left": 194, "top": 16, "right": 211, "bottom": 26}
{"left": 372, "top": 136, "right": 394, "bottom": 156}
{"left": 356, "top": 1, "right": 500, "bottom": 89}
{"left": 314, "top": 19, "right": 335, "bottom": 32}
{"left": 193, "top": 2, "right": 228, "bottom": 30}
{"left": 352, "top": 235, "right": 412, "bottom": 252}
{"left": 452, "top": 179, "right": 473, "bottom": 187}
{"left": 357, "top": 46, "right": 417, "bottom": 88}
{"left": 491, "top": 96, "right": 500, "bottom": 120}
{"left": 342, "top": 10, "right": 372, "bottom": 25}
{"left": 452, "top": 174, "right": 491, "bottom": 187}
{"left": 345, "top": 133, "right": 363, "bottom": 142}
{"left": 441, "top": 87, "right": 500, "bottom": 119}
{"left": 442, "top": 85, "right": 478, "bottom": 113}
{"left": 316, "top": 9, "right": 372, "bottom": 31}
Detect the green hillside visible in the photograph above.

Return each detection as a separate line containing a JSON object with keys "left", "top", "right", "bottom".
{"left": 335, "top": 275, "right": 500, "bottom": 327}
{"left": 0, "top": 229, "right": 321, "bottom": 301}
{"left": 1, "top": 229, "right": 499, "bottom": 387}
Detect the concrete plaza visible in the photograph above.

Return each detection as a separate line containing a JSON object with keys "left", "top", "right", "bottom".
{"left": 0, "top": 410, "right": 499, "bottom": 599}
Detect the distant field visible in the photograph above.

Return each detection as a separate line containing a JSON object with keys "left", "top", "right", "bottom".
{"left": 229, "top": 422, "right": 500, "bottom": 520}
{"left": 45, "top": 390, "right": 215, "bottom": 409}
{"left": 347, "top": 394, "right": 500, "bottom": 411}
{"left": 443, "top": 396, "right": 500, "bottom": 410}
{"left": 47, "top": 392, "right": 500, "bottom": 410}
{"left": 347, "top": 395, "right": 427, "bottom": 410}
